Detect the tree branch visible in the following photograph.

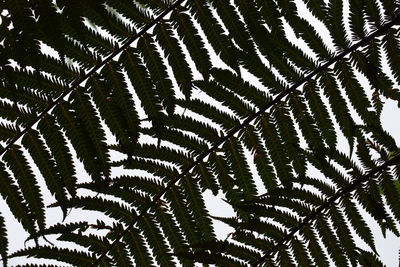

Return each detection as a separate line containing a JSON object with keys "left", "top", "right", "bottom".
{"left": 91, "top": 13, "right": 400, "bottom": 267}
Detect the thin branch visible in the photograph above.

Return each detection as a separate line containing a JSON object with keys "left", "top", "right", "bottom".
{"left": 91, "top": 13, "right": 400, "bottom": 266}
{"left": 252, "top": 154, "right": 400, "bottom": 266}
{"left": 0, "top": 0, "right": 185, "bottom": 159}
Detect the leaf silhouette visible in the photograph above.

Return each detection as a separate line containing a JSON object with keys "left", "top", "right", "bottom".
{"left": 0, "top": 0, "right": 399, "bottom": 266}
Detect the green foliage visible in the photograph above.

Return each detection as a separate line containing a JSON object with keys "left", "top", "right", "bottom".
{"left": 0, "top": 212, "right": 7, "bottom": 265}
{"left": 0, "top": 0, "right": 400, "bottom": 266}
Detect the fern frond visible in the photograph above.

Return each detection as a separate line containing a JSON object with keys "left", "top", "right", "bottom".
{"left": 193, "top": 162, "right": 219, "bottom": 195}
{"left": 105, "top": 0, "right": 152, "bottom": 26}
{"left": 60, "top": 196, "right": 136, "bottom": 225}
{"left": 2, "top": 1, "right": 400, "bottom": 266}
{"left": 208, "top": 152, "right": 238, "bottom": 203}
{"left": 62, "top": 38, "right": 101, "bottom": 69}
{"left": 71, "top": 89, "right": 110, "bottom": 178}
{"left": 170, "top": 10, "right": 212, "bottom": 80}
{"left": 349, "top": 0, "right": 367, "bottom": 40}
{"left": 302, "top": 0, "right": 328, "bottom": 22}
{"left": 27, "top": 221, "right": 89, "bottom": 241}
{"left": 359, "top": 124, "right": 398, "bottom": 152}
{"left": 138, "top": 214, "right": 175, "bottom": 267}
{"left": 364, "top": 0, "right": 383, "bottom": 30}
{"left": 256, "top": 114, "right": 294, "bottom": 188}
{"left": 258, "top": 187, "right": 324, "bottom": 211}
{"left": 303, "top": 80, "right": 337, "bottom": 148}
{"left": 111, "top": 175, "right": 165, "bottom": 196}
{"left": 101, "top": 62, "right": 140, "bottom": 148}
{"left": 272, "top": 103, "right": 307, "bottom": 179}
{"left": 232, "top": 231, "right": 273, "bottom": 252}
{"left": 181, "top": 175, "right": 216, "bottom": 241}
{"left": 328, "top": 204, "right": 358, "bottom": 265}
{"left": 236, "top": 49, "right": 286, "bottom": 94}
{"left": 318, "top": 71, "right": 356, "bottom": 150}
{"left": 38, "top": 53, "right": 82, "bottom": 82}
{"left": 141, "top": 127, "right": 208, "bottom": 154}
{"left": 128, "top": 143, "right": 192, "bottom": 168}
{"left": 187, "top": 0, "right": 239, "bottom": 73}
{"left": 0, "top": 122, "right": 18, "bottom": 143}
{"left": 22, "top": 130, "right": 68, "bottom": 216}
{"left": 80, "top": 182, "right": 152, "bottom": 208}
{"left": 68, "top": 25, "right": 117, "bottom": 56}
{"left": 88, "top": 75, "right": 134, "bottom": 153}
{"left": 123, "top": 228, "right": 156, "bottom": 267}
{"left": 274, "top": 247, "right": 296, "bottom": 266}
{"left": 315, "top": 215, "right": 349, "bottom": 266}
{"left": 55, "top": 98, "right": 107, "bottom": 183}
{"left": 380, "top": 172, "right": 400, "bottom": 222}
{"left": 135, "top": 0, "right": 169, "bottom": 14}
{"left": 57, "top": 232, "right": 109, "bottom": 255}
{"left": 103, "top": 234, "right": 132, "bottom": 267}
{"left": 0, "top": 100, "right": 35, "bottom": 127}
{"left": 10, "top": 246, "right": 95, "bottom": 266}
{"left": 210, "top": 68, "right": 271, "bottom": 109}
{"left": 166, "top": 186, "right": 203, "bottom": 246}
{"left": 335, "top": 59, "right": 377, "bottom": 125}
{"left": 289, "top": 238, "right": 313, "bottom": 267}
{"left": 341, "top": 197, "right": 376, "bottom": 252}
{"left": 194, "top": 80, "right": 255, "bottom": 119}
{"left": 288, "top": 92, "right": 325, "bottom": 150}
{"left": 356, "top": 178, "right": 399, "bottom": 236}
{"left": 326, "top": 0, "right": 350, "bottom": 50}
{"left": 383, "top": 28, "right": 400, "bottom": 87}
{"left": 167, "top": 114, "right": 220, "bottom": 144}
{"left": 154, "top": 21, "right": 193, "bottom": 99}
{"left": 224, "top": 137, "right": 258, "bottom": 198}
{"left": 177, "top": 98, "right": 240, "bottom": 132}
{"left": 3, "top": 145, "right": 45, "bottom": 230}
{"left": 381, "top": 0, "right": 399, "bottom": 20}
{"left": 239, "top": 125, "right": 277, "bottom": 191}
{"left": 81, "top": 2, "right": 133, "bottom": 42}
{"left": 210, "top": 0, "right": 253, "bottom": 51}
{"left": 119, "top": 47, "right": 165, "bottom": 129}
{"left": 0, "top": 212, "right": 8, "bottom": 266}
{"left": 112, "top": 156, "right": 178, "bottom": 181}
{"left": 195, "top": 239, "right": 261, "bottom": 263}
{"left": 179, "top": 249, "right": 248, "bottom": 266}
{"left": 37, "top": 115, "right": 77, "bottom": 197}
{"left": 234, "top": 0, "right": 270, "bottom": 54}
{"left": 286, "top": 14, "right": 332, "bottom": 61}
{"left": 11, "top": 69, "right": 65, "bottom": 99}
{"left": 299, "top": 225, "right": 330, "bottom": 267}
{"left": 153, "top": 206, "right": 193, "bottom": 266}
{"left": 137, "top": 33, "right": 175, "bottom": 115}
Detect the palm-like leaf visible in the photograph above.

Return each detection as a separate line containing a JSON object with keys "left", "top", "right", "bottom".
{"left": 0, "top": 0, "right": 399, "bottom": 266}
